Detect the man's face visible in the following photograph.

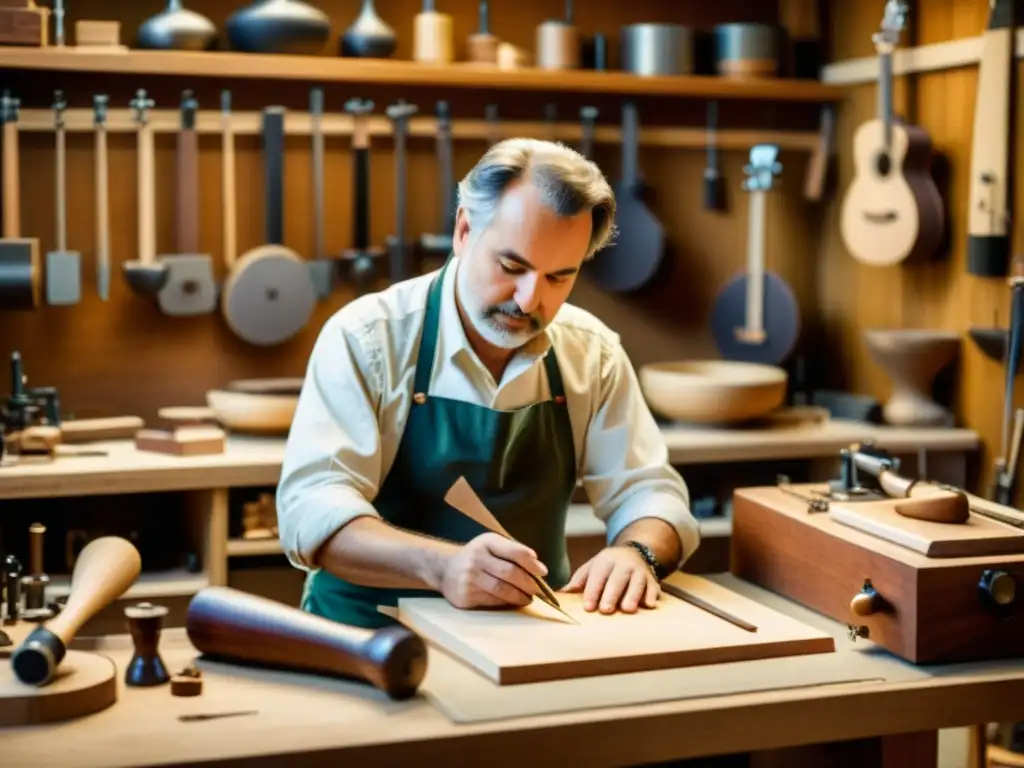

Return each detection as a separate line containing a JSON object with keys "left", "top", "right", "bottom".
{"left": 452, "top": 179, "right": 593, "bottom": 350}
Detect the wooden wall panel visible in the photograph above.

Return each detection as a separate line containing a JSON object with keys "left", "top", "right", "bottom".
{"left": 0, "top": 0, "right": 831, "bottom": 428}
{"left": 819, "top": 0, "right": 1011, "bottom": 493}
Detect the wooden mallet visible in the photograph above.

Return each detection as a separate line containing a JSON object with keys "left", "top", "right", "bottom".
{"left": 11, "top": 536, "right": 142, "bottom": 686}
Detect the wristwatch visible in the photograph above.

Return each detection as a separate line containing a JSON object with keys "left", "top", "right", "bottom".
{"left": 621, "top": 540, "right": 670, "bottom": 580}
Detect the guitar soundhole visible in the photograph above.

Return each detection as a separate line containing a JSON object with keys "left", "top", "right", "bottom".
{"left": 874, "top": 152, "right": 892, "bottom": 177}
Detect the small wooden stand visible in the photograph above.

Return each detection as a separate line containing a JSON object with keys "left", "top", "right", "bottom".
{"left": 134, "top": 407, "right": 225, "bottom": 457}
{"left": 74, "top": 20, "right": 127, "bottom": 52}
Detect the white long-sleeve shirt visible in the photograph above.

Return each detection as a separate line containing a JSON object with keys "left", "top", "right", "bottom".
{"left": 276, "top": 258, "right": 701, "bottom": 571}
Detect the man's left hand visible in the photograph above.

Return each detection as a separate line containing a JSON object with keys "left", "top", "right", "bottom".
{"left": 562, "top": 546, "right": 660, "bottom": 614}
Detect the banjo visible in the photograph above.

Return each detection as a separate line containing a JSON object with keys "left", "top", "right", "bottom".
{"left": 710, "top": 144, "right": 799, "bottom": 365}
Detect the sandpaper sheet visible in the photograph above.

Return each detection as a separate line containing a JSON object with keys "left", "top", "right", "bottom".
{"left": 419, "top": 575, "right": 932, "bottom": 724}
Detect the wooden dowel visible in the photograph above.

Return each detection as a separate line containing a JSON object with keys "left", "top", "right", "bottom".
{"left": 16, "top": 108, "right": 819, "bottom": 152}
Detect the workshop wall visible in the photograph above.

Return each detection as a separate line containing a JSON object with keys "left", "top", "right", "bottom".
{"left": 818, "top": 0, "right": 1014, "bottom": 493}
{"left": 0, "top": 0, "right": 831, "bottom": 425}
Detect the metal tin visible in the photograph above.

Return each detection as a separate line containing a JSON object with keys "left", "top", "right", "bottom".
{"left": 620, "top": 23, "right": 693, "bottom": 76}
{"left": 713, "top": 23, "right": 781, "bottom": 76}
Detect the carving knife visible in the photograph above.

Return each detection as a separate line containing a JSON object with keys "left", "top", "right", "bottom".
{"left": 444, "top": 477, "right": 579, "bottom": 624}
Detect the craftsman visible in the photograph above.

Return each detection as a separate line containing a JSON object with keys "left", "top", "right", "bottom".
{"left": 277, "top": 138, "right": 700, "bottom": 629}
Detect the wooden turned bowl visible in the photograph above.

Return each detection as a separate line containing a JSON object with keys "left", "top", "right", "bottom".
{"left": 638, "top": 360, "right": 788, "bottom": 424}
{"left": 205, "top": 389, "right": 298, "bottom": 436}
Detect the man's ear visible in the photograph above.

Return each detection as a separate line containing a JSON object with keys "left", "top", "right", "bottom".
{"left": 452, "top": 207, "right": 471, "bottom": 255}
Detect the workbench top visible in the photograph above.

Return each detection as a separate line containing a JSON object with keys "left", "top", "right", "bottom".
{"left": 0, "top": 420, "right": 978, "bottom": 500}
{"left": 1, "top": 575, "right": 1019, "bottom": 768}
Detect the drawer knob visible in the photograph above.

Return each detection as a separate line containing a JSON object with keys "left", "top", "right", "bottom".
{"left": 850, "top": 578, "right": 882, "bottom": 616}
{"left": 979, "top": 569, "right": 1017, "bottom": 611}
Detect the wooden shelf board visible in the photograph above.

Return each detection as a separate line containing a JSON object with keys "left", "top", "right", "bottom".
{"left": 47, "top": 568, "right": 209, "bottom": 600}
{"left": 15, "top": 107, "right": 820, "bottom": 152}
{"left": 0, "top": 46, "right": 844, "bottom": 102}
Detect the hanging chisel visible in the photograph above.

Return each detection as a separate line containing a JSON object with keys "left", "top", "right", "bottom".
{"left": 702, "top": 100, "right": 726, "bottom": 212}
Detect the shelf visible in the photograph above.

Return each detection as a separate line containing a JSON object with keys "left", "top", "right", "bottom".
{"left": 15, "top": 106, "right": 821, "bottom": 152}
{"left": 969, "top": 327, "right": 1022, "bottom": 375}
{"left": 0, "top": 46, "right": 845, "bottom": 103}
{"left": 47, "top": 568, "right": 209, "bottom": 600}
{"left": 224, "top": 506, "right": 733, "bottom": 559}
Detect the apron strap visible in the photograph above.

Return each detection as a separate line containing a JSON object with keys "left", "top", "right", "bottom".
{"left": 543, "top": 348, "right": 567, "bottom": 402}
{"left": 413, "top": 257, "right": 569, "bottom": 405}
{"left": 412, "top": 260, "right": 448, "bottom": 398}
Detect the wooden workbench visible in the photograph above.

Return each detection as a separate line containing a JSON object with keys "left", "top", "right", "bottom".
{"left": 1, "top": 574, "right": 1019, "bottom": 768}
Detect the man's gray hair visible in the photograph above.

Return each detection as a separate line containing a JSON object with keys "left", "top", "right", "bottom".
{"left": 456, "top": 138, "right": 617, "bottom": 259}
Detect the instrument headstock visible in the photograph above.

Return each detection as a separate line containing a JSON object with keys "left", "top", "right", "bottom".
{"left": 742, "top": 144, "right": 782, "bottom": 193}
{"left": 872, "top": 0, "right": 908, "bottom": 54}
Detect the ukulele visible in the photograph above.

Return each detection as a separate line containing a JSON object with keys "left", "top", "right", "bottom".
{"left": 710, "top": 144, "right": 799, "bottom": 366}
{"left": 839, "top": 0, "right": 944, "bottom": 267}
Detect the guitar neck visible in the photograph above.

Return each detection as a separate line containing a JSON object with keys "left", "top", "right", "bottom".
{"left": 744, "top": 189, "right": 766, "bottom": 334}
{"left": 878, "top": 49, "right": 894, "bottom": 149}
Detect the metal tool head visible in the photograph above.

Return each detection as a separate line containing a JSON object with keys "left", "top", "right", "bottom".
{"left": 386, "top": 99, "right": 418, "bottom": 123}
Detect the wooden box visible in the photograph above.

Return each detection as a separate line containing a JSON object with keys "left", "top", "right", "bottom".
{"left": 730, "top": 485, "right": 1024, "bottom": 664}
{"left": 0, "top": 2, "right": 48, "bottom": 46}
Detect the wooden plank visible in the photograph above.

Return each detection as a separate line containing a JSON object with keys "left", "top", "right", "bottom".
{"left": 0, "top": 46, "right": 844, "bottom": 102}
{"left": 397, "top": 572, "right": 835, "bottom": 685}
{"left": 14, "top": 107, "right": 820, "bottom": 152}
{"left": 822, "top": 28, "right": 1024, "bottom": 85}
{"left": 828, "top": 499, "right": 1024, "bottom": 558}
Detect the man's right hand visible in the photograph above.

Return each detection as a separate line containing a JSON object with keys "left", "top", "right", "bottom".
{"left": 438, "top": 533, "right": 548, "bottom": 609}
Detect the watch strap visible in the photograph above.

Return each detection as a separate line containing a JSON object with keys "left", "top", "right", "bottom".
{"left": 622, "top": 540, "right": 670, "bottom": 580}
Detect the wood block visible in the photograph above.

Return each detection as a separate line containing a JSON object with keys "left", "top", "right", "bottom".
{"left": 829, "top": 498, "right": 1024, "bottom": 557}
{"left": 0, "top": 6, "right": 48, "bottom": 46}
{"left": 75, "top": 20, "right": 119, "bottom": 47}
{"left": 134, "top": 426, "right": 225, "bottom": 457}
{"left": 730, "top": 486, "right": 1024, "bottom": 664}
{"left": 397, "top": 572, "right": 834, "bottom": 685}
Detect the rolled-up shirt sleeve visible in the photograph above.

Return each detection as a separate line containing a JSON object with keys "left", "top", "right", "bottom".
{"left": 580, "top": 341, "right": 701, "bottom": 567}
{"left": 276, "top": 317, "right": 384, "bottom": 571}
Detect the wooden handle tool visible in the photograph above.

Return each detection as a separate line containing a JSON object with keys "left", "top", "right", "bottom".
{"left": 444, "top": 476, "right": 577, "bottom": 623}
{"left": 185, "top": 586, "right": 428, "bottom": 700}
{"left": 221, "top": 90, "right": 237, "bottom": 273}
{"left": 121, "top": 89, "right": 168, "bottom": 295}
{"left": 94, "top": 95, "right": 110, "bottom": 301}
{"left": 11, "top": 536, "right": 142, "bottom": 686}
{"left": 852, "top": 449, "right": 970, "bottom": 523}
{"left": 2, "top": 90, "right": 20, "bottom": 239}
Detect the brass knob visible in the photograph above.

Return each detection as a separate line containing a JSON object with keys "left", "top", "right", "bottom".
{"left": 850, "top": 579, "right": 882, "bottom": 617}
{"left": 979, "top": 569, "right": 1017, "bottom": 611}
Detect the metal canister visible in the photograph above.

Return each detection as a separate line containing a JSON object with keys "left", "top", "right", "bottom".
{"left": 714, "top": 23, "right": 781, "bottom": 78}
{"left": 620, "top": 23, "right": 694, "bottom": 76}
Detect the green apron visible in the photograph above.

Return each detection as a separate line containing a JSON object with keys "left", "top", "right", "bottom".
{"left": 301, "top": 259, "right": 578, "bottom": 629}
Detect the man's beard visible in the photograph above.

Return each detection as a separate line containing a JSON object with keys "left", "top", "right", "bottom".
{"left": 479, "top": 301, "right": 543, "bottom": 349}
{"left": 456, "top": 264, "right": 544, "bottom": 349}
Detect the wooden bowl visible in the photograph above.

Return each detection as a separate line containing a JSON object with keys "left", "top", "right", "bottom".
{"left": 204, "top": 389, "right": 298, "bottom": 436}
{"left": 638, "top": 360, "right": 788, "bottom": 424}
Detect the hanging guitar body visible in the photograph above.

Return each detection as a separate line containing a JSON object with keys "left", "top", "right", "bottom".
{"left": 710, "top": 144, "right": 800, "bottom": 366}
{"left": 839, "top": 1, "right": 944, "bottom": 268}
